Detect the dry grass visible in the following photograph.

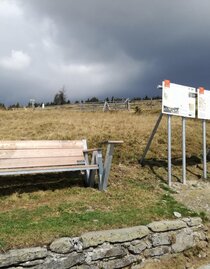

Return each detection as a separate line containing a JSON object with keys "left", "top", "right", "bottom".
{"left": 0, "top": 101, "right": 208, "bottom": 249}
{"left": 0, "top": 102, "right": 208, "bottom": 162}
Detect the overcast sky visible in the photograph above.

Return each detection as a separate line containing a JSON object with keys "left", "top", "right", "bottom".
{"left": 0, "top": 0, "right": 210, "bottom": 105}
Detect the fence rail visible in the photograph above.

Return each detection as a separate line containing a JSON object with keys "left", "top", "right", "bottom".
{"left": 9, "top": 99, "right": 162, "bottom": 112}
{"left": 44, "top": 99, "right": 131, "bottom": 112}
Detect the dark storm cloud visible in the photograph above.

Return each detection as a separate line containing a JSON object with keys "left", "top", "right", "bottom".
{"left": 0, "top": 0, "right": 210, "bottom": 105}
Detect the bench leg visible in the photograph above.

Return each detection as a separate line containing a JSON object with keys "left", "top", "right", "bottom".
{"left": 84, "top": 150, "right": 104, "bottom": 190}
{"left": 89, "top": 152, "right": 97, "bottom": 187}
{"left": 102, "top": 143, "right": 114, "bottom": 190}
{"left": 84, "top": 152, "right": 91, "bottom": 187}
{"left": 97, "top": 150, "right": 104, "bottom": 191}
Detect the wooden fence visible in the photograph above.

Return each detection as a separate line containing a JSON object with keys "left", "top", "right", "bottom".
{"left": 22, "top": 99, "right": 162, "bottom": 112}
{"left": 46, "top": 99, "right": 131, "bottom": 112}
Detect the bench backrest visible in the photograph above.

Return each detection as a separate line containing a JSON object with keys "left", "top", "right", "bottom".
{"left": 0, "top": 140, "right": 87, "bottom": 170}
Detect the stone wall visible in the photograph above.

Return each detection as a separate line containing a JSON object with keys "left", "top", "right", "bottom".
{"left": 0, "top": 217, "right": 207, "bottom": 269}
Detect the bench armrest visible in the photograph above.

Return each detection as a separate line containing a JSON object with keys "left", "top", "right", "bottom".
{"left": 83, "top": 148, "right": 102, "bottom": 153}
{"left": 99, "top": 140, "right": 123, "bottom": 191}
{"left": 101, "top": 140, "right": 124, "bottom": 145}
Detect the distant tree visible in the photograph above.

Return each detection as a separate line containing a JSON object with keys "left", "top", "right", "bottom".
{"left": 90, "top": 97, "right": 99, "bottom": 102}
{"left": 86, "top": 97, "right": 99, "bottom": 103}
{"left": 0, "top": 103, "right": 5, "bottom": 110}
{"left": 132, "top": 97, "right": 142, "bottom": 101}
{"left": 9, "top": 102, "right": 21, "bottom": 109}
{"left": 105, "top": 97, "right": 109, "bottom": 102}
{"left": 34, "top": 102, "right": 41, "bottom": 107}
{"left": 54, "top": 86, "right": 67, "bottom": 105}
{"left": 111, "top": 96, "right": 114, "bottom": 102}
{"left": 143, "top": 95, "right": 149, "bottom": 100}
{"left": 45, "top": 102, "right": 54, "bottom": 107}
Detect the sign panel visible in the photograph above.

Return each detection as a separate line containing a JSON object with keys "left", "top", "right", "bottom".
{"left": 198, "top": 87, "right": 210, "bottom": 120}
{"left": 162, "top": 80, "right": 196, "bottom": 118}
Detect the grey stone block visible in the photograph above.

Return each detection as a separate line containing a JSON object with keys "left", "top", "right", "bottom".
{"left": 50, "top": 237, "right": 82, "bottom": 254}
{"left": 0, "top": 247, "right": 48, "bottom": 268}
{"left": 144, "top": 246, "right": 171, "bottom": 257}
{"left": 89, "top": 243, "right": 126, "bottom": 261}
{"left": 33, "top": 252, "right": 85, "bottom": 269}
{"left": 101, "top": 255, "right": 140, "bottom": 269}
{"left": 81, "top": 226, "right": 150, "bottom": 248}
{"left": 194, "top": 231, "right": 207, "bottom": 242}
{"left": 147, "top": 220, "right": 187, "bottom": 232}
{"left": 128, "top": 240, "right": 148, "bottom": 254}
{"left": 7, "top": 267, "right": 24, "bottom": 269}
{"left": 20, "top": 258, "right": 45, "bottom": 267}
{"left": 172, "top": 228, "right": 194, "bottom": 253}
{"left": 71, "top": 265, "right": 98, "bottom": 269}
{"left": 149, "top": 232, "right": 171, "bottom": 246}
{"left": 183, "top": 217, "right": 202, "bottom": 227}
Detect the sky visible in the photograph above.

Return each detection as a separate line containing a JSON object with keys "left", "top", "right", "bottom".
{"left": 0, "top": 0, "right": 210, "bottom": 105}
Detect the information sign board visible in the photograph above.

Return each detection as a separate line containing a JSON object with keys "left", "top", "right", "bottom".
{"left": 197, "top": 87, "right": 210, "bottom": 120}
{"left": 162, "top": 80, "right": 196, "bottom": 118}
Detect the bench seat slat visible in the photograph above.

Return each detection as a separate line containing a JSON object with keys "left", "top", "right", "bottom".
{"left": 0, "top": 149, "right": 84, "bottom": 159}
{"left": 0, "top": 156, "right": 86, "bottom": 169}
{"left": 0, "top": 164, "right": 99, "bottom": 176}
{"left": 0, "top": 140, "right": 86, "bottom": 150}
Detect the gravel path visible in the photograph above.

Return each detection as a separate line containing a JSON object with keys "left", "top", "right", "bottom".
{"left": 172, "top": 179, "right": 210, "bottom": 217}
{"left": 198, "top": 265, "right": 210, "bottom": 269}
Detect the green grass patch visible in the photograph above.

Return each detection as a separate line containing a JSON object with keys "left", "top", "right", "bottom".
{"left": 0, "top": 191, "right": 200, "bottom": 250}
{"left": 153, "top": 194, "right": 199, "bottom": 218}
{"left": 159, "top": 183, "right": 178, "bottom": 194}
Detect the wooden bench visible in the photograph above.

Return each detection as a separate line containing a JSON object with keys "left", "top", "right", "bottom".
{"left": 0, "top": 139, "right": 123, "bottom": 191}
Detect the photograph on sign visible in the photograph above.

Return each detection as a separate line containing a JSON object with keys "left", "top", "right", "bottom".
{"left": 198, "top": 87, "right": 210, "bottom": 120}
{"left": 162, "top": 81, "right": 196, "bottom": 118}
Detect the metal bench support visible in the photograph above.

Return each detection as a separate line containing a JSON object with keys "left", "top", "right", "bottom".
{"left": 102, "top": 141, "right": 123, "bottom": 190}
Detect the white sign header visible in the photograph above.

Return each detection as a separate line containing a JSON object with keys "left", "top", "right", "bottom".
{"left": 197, "top": 87, "right": 210, "bottom": 120}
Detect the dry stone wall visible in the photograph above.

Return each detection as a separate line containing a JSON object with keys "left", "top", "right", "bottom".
{"left": 0, "top": 217, "right": 207, "bottom": 269}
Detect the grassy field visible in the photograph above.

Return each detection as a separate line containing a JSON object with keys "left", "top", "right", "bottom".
{"left": 0, "top": 101, "right": 209, "bottom": 250}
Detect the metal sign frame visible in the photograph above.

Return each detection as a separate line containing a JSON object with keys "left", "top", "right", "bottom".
{"left": 140, "top": 81, "right": 208, "bottom": 187}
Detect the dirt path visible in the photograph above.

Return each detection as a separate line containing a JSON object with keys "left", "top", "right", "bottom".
{"left": 173, "top": 179, "right": 210, "bottom": 217}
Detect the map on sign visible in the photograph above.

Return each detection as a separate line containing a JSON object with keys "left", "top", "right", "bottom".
{"left": 162, "top": 80, "right": 196, "bottom": 118}
{"left": 198, "top": 87, "right": 210, "bottom": 120}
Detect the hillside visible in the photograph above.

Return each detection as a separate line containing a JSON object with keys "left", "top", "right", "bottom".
{"left": 0, "top": 100, "right": 209, "bottom": 251}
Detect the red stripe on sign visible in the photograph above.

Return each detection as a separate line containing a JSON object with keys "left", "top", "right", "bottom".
{"left": 164, "top": 80, "right": 170, "bottom": 88}
{"left": 199, "top": 87, "right": 205, "bottom": 94}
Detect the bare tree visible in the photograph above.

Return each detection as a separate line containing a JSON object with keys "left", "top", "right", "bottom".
{"left": 54, "top": 86, "right": 67, "bottom": 105}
